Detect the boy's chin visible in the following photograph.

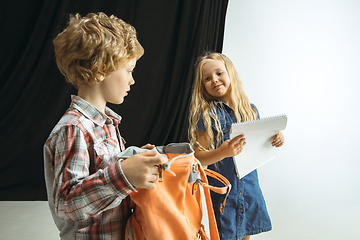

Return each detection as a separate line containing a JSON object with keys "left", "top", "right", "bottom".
{"left": 109, "top": 98, "right": 124, "bottom": 105}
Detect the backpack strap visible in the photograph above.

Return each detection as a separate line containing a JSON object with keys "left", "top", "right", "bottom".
{"left": 203, "top": 169, "right": 231, "bottom": 194}
{"left": 196, "top": 224, "right": 208, "bottom": 240}
{"left": 125, "top": 198, "right": 136, "bottom": 240}
{"left": 200, "top": 168, "right": 231, "bottom": 214}
{"left": 126, "top": 214, "right": 134, "bottom": 240}
{"left": 197, "top": 163, "right": 232, "bottom": 240}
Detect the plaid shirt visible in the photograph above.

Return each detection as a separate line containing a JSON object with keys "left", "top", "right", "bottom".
{"left": 44, "top": 95, "right": 136, "bottom": 239}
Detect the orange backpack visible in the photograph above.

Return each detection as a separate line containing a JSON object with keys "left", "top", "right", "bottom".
{"left": 124, "top": 143, "right": 231, "bottom": 240}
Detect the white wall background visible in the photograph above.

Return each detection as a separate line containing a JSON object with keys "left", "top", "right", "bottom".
{"left": 222, "top": 1, "right": 360, "bottom": 239}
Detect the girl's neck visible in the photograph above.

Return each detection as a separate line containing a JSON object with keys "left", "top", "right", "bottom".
{"left": 217, "top": 96, "right": 234, "bottom": 110}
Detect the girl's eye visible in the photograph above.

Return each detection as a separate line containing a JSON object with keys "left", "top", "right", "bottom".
{"left": 217, "top": 72, "right": 223, "bottom": 76}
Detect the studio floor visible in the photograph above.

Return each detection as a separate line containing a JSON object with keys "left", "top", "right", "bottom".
{"left": 0, "top": 201, "right": 259, "bottom": 240}
{"left": 2, "top": 201, "right": 357, "bottom": 240}
{"left": 0, "top": 201, "right": 59, "bottom": 240}
{"left": 0, "top": 200, "right": 212, "bottom": 240}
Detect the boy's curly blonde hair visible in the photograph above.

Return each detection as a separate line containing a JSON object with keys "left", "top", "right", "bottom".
{"left": 54, "top": 12, "right": 144, "bottom": 88}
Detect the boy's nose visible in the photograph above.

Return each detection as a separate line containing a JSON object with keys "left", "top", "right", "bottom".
{"left": 130, "top": 77, "right": 135, "bottom": 85}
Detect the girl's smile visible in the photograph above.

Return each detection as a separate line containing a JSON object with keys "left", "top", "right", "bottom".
{"left": 213, "top": 84, "right": 222, "bottom": 89}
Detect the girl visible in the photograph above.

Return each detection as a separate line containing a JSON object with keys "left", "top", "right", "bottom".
{"left": 189, "top": 52, "right": 284, "bottom": 240}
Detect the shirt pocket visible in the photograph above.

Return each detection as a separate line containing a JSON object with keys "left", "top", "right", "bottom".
{"left": 211, "top": 121, "right": 232, "bottom": 141}
{"left": 93, "top": 138, "right": 119, "bottom": 169}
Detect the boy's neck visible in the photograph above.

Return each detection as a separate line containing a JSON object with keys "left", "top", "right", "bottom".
{"left": 78, "top": 85, "right": 107, "bottom": 114}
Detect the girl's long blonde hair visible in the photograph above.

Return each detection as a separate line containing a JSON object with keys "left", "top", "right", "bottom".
{"left": 189, "top": 52, "right": 258, "bottom": 151}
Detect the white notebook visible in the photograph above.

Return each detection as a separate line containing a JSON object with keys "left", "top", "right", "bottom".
{"left": 230, "top": 114, "right": 287, "bottom": 179}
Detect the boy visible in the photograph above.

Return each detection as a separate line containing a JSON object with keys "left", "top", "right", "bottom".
{"left": 44, "top": 12, "right": 168, "bottom": 239}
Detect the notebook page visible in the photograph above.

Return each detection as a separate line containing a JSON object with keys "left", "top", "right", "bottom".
{"left": 230, "top": 114, "right": 287, "bottom": 179}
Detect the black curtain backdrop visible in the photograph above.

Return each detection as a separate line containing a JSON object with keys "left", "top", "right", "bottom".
{"left": 0, "top": 0, "right": 229, "bottom": 200}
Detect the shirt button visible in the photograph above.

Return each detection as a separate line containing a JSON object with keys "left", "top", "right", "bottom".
{"left": 239, "top": 192, "right": 242, "bottom": 196}
{"left": 240, "top": 209, "right": 244, "bottom": 213}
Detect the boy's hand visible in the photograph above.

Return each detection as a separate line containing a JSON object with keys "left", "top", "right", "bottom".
{"left": 219, "top": 134, "right": 246, "bottom": 158}
{"left": 121, "top": 151, "right": 168, "bottom": 189}
{"left": 272, "top": 131, "right": 285, "bottom": 147}
{"left": 140, "top": 143, "right": 155, "bottom": 149}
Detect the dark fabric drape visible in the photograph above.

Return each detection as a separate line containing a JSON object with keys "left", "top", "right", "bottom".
{"left": 0, "top": 0, "right": 228, "bottom": 200}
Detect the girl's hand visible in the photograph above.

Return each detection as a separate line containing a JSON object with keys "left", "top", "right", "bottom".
{"left": 141, "top": 143, "right": 155, "bottom": 150}
{"left": 272, "top": 131, "right": 285, "bottom": 147}
{"left": 218, "top": 134, "right": 246, "bottom": 158}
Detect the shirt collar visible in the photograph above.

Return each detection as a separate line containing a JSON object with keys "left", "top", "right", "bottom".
{"left": 213, "top": 100, "right": 233, "bottom": 111}
{"left": 70, "top": 95, "right": 122, "bottom": 126}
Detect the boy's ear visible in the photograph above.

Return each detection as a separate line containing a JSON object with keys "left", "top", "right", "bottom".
{"left": 96, "top": 66, "right": 107, "bottom": 82}
{"left": 97, "top": 74, "right": 105, "bottom": 82}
